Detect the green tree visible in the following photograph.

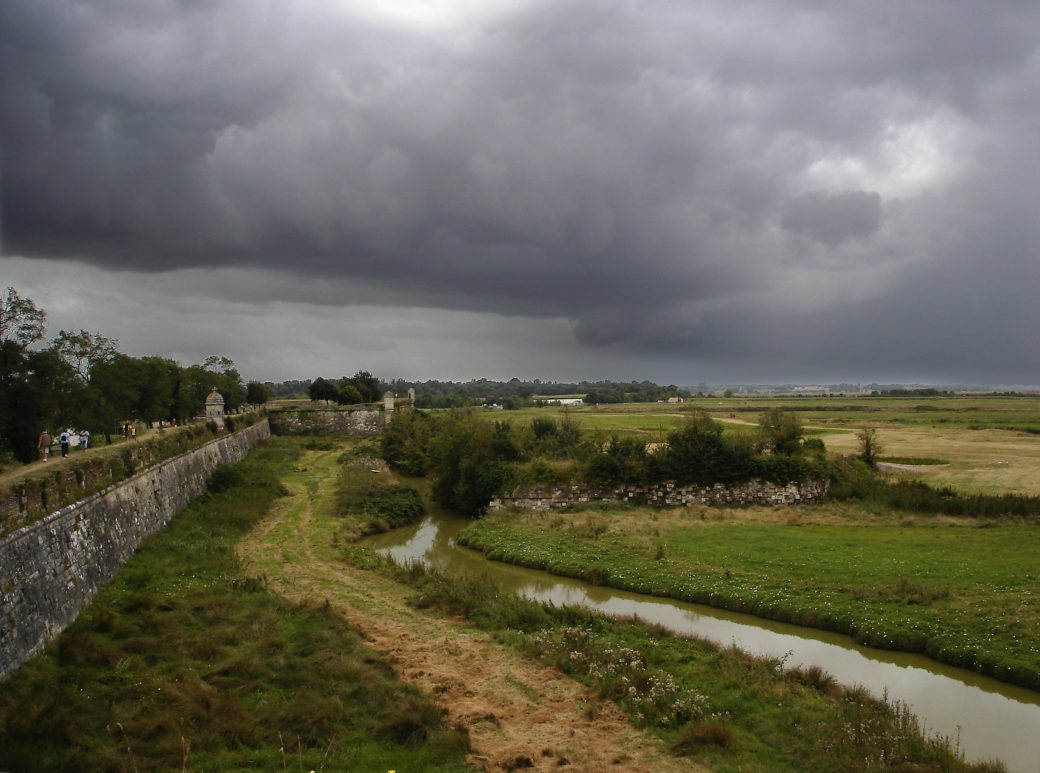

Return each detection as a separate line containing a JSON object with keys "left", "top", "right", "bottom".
{"left": 136, "top": 357, "right": 175, "bottom": 427}
{"left": 169, "top": 362, "right": 201, "bottom": 423}
{"left": 309, "top": 377, "right": 338, "bottom": 404}
{"left": 2, "top": 348, "right": 81, "bottom": 462}
{"left": 857, "top": 427, "right": 882, "bottom": 468}
{"left": 489, "top": 420, "right": 521, "bottom": 462}
{"left": 0, "top": 290, "right": 84, "bottom": 460}
{"left": 351, "top": 370, "right": 381, "bottom": 402}
{"left": 381, "top": 409, "right": 434, "bottom": 476}
{"left": 335, "top": 378, "right": 363, "bottom": 405}
{"left": 246, "top": 381, "right": 272, "bottom": 405}
{"left": 84, "top": 354, "right": 141, "bottom": 442}
{"left": 0, "top": 287, "right": 46, "bottom": 348}
{"left": 427, "top": 410, "right": 505, "bottom": 516}
{"left": 759, "top": 408, "right": 804, "bottom": 455}
{"left": 0, "top": 341, "right": 38, "bottom": 461}
{"left": 656, "top": 413, "right": 755, "bottom": 485}
{"left": 49, "top": 329, "right": 118, "bottom": 381}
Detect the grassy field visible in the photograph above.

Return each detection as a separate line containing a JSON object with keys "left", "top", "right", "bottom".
{"left": 329, "top": 465, "right": 1001, "bottom": 771}
{"left": 476, "top": 394, "right": 1040, "bottom": 495}
{"left": 506, "top": 393, "right": 1040, "bottom": 430}
{"left": 457, "top": 503, "right": 1040, "bottom": 691}
{"left": 0, "top": 438, "right": 471, "bottom": 773}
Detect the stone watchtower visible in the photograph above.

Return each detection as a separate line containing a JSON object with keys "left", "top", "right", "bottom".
{"left": 383, "top": 390, "right": 395, "bottom": 412}
{"left": 205, "top": 390, "right": 225, "bottom": 428}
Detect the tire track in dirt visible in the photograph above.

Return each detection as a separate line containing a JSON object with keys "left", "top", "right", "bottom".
{"left": 236, "top": 447, "right": 704, "bottom": 773}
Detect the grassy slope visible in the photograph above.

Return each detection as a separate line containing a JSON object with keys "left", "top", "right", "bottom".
{"left": 457, "top": 505, "right": 1040, "bottom": 690}
{"left": 0, "top": 437, "right": 470, "bottom": 773}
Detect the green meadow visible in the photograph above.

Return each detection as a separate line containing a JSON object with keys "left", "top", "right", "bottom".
{"left": 458, "top": 505, "right": 1040, "bottom": 690}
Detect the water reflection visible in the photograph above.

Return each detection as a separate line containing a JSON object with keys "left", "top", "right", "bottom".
{"left": 365, "top": 513, "right": 1040, "bottom": 772}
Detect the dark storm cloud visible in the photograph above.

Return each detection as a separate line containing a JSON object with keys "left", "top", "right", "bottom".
{"left": 780, "top": 191, "right": 882, "bottom": 246}
{"left": 3, "top": 0, "right": 1040, "bottom": 382}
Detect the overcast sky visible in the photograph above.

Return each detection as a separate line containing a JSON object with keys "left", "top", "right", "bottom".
{"left": 3, "top": 0, "right": 1039, "bottom": 386}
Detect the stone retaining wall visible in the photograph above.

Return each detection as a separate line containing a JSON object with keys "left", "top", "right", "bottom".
{"left": 0, "top": 414, "right": 264, "bottom": 538}
{"left": 489, "top": 478, "right": 829, "bottom": 511}
{"left": 0, "top": 420, "right": 270, "bottom": 682}
{"left": 268, "top": 408, "right": 384, "bottom": 435}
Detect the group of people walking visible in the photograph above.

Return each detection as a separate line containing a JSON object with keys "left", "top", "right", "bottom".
{"left": 35, "top": 427, "right": 92, "bottom": 462}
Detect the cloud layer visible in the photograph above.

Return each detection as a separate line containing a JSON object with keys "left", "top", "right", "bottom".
{"left": 3, "top": 1, "right": 1040, "bottom": 383}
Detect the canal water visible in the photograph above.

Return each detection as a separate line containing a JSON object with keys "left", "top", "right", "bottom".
{"left": 364, "top": 511, "right": 1040, "bottom": 772}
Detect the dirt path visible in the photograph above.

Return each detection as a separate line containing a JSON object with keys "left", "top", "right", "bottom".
{"left": 0, "top": 422, "right": 189, "bottom": 487}
{"left": 236, "top": 446, "right": 703, "bottom": 773}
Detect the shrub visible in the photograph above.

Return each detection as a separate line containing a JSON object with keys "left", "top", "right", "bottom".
{"left": 754, "top": 453, "right": 811, "bottom": 484}
{"left": 518, "top": 458, "right": 568, "bottom": 486}
{"left": 207, "top": 463, "right": 245, "bottom": 493}
{"left": 652, "top": 414, "right": 756, "bottom": 486}
{"left": 787, "top": 664, "right": 840, "bottom": 697}
{"left": 336, "top": 469, "right": 426, "bottom": 534}
{"left": 362, "top": 486, "right": 425, "bottom": 530}
{"left": 381, "top": 410, "right": 434, "bottom": 476}
{"left": 671, "top": 720, "right": 737, "bottom": 753}
{"left": 803, "top": 437, "right": 826, "bottom": 455}
{"left": 758, "top": 408, "right": 804, "bottom": 455}
{"left": 531, "top": 417, "right": 557, "bottom": 440}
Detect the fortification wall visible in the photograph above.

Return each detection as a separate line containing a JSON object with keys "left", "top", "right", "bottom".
{"left": 489, "top": 477, "right": 829, "bottom": 511}
{"left": 268, "top": 407, "right": 384, "bottom": 435}
{"left": 0, "top": 414, "right": 264, "bottom": 538}
{"left": 0, "top": 420, "right": 270, "bottom": 682}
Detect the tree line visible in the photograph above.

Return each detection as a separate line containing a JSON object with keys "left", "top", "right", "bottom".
{"left": 380, "top": 407, "right": 829, "bottom": 517}
{"left": 0, "top": 288, "right": 270, "bottom": 464}
{"left": 259, "top": 376, "right": 694, "bottom": 408}
{"left": 378, "top": 378, "right": 690, "bottom": 408}
{"left": 306, "top": 372, "right": 383, "bottom": 405}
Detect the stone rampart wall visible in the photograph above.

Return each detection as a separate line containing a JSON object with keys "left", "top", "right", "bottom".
{"left": 0, "top": 420, "right": 270, "bottom": 682}
{"left": 268, "top": 408, "right": 384, "bottom": 435}
{"left": 0, "top": 414, "right": 264, "bottom": 538}
{"left": 489, "top": 478, "right": 829, "bottom": 511}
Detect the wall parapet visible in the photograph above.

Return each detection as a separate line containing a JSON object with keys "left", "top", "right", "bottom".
{"left": 488, "top": 477, "right": 830, "bottom": 512}
{"left": 268, "top": 407, "right": 384, "bottom": 435}
{"left": 0, "top": 420, "right": 270, "bottom": 682}
{"left": 0, "top": 412, "right": 265, "bottom": 538}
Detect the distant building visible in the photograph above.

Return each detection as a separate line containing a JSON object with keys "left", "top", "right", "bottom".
{"left": 383, "top": 391, "right": 395, "bottom": 412}
{"left": 667, "top": 396, "right": 685, "bottom": 404}
{"left": 543, "top": 397, "right": 584, "bottom": 406}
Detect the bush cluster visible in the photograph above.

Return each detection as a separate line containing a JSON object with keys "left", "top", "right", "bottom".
{"left": 381, "top": 410, "right": 595, "bottom": 516}
{"left": 382, "top": 408, "right": 826, "bottom": 516}
{"left": 336, "top": 466, "right": 426, "bottom": 535}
